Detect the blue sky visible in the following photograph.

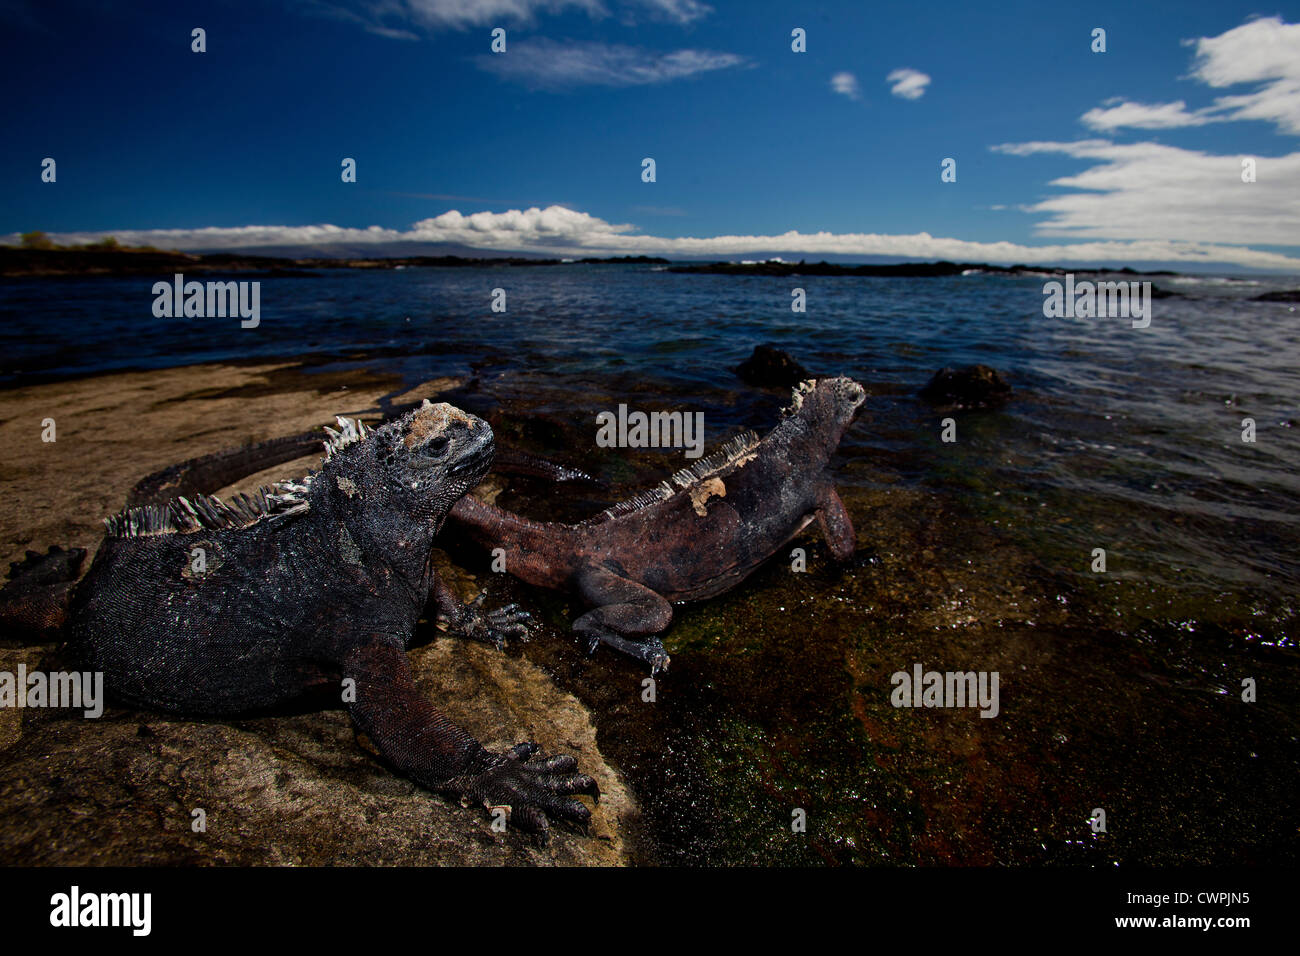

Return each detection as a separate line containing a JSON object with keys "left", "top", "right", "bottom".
{"left": 3, "top": 0, "right": 1299, "bottom": 268}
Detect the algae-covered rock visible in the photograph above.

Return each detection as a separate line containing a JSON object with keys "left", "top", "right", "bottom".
{"left": 918, "top": 364, "right": 1012, "bottom": 409}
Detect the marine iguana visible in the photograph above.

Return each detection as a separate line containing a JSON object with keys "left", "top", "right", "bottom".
{"left": 3, "top": 401, "right": 598, "bottom": 838}
{"left": 99, "top": 377, "right": 866, "bottom": 672}
{"left": 447, "top": 377, "right": 867, "bottom": 672}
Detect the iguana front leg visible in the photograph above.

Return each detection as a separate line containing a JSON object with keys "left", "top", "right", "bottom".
{"left": 343, "top": 636, "right": 597, "bottom": 838}
{"left": 431, "top": 576, "right": 531, "bottom": 650}
{"left": 0, "top": 545, "right": 86, "bottom": 641}
{"left": 815, "top": 485, "right": 857, "bottom": 561}
{"left": 571, "top": 565, "right": 673, "bottom": 673}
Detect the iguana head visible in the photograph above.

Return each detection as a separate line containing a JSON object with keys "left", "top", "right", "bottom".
{"left": 320, "top": 399, "right": 494, "bottom": 531}
{"left": 782, "top": 377, "right": 866, "bottom": 446}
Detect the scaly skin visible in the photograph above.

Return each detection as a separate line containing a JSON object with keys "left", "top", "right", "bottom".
{"left": 5, "top": 401, "right": 598, "bottom": 840}
{"left": 447, "top": 377, "right": 867, "bottom": 672}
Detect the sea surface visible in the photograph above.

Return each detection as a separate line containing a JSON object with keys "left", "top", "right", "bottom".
{"left": 2, "top": 263, "right": 1297, "bottom": 864}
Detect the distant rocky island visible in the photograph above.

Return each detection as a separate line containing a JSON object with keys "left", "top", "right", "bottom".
{"left": 0, "top": 246, "right": 670, "bottom": 278}
{"left": 666, "top": 260, "right": 1178, "bottom": 278}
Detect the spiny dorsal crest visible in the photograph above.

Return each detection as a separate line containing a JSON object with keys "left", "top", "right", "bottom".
{"left": 591, "top": 430, "right": 760, "bottom": 523}
{"left": 102, "top": 410, "right": 380, "bottom": 539}
{"left": 322, "top": 415, "right": 371, "bottom": 461}
{"left": 103, "top": 477, "right": 312, "bottom": 539}
{"left": 781, "top": 379, "right": 818, "bottom": 417}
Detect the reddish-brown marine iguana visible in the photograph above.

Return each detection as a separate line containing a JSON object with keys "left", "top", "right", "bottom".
{"left": 1, "top": 401, "right": 597, "bottom": 838}
{"left": 447, "top": 377, "right": 866, "bottom": 672}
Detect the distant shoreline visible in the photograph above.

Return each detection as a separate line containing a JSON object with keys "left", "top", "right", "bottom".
{"left": 0, "top": 247, "right": 1184, "bottom": 279}
{"left": 666, "top": 260, "right": 1178, "bottom": 278}
{"left": 0, "top": 248, "right": 670, "bottom": 278}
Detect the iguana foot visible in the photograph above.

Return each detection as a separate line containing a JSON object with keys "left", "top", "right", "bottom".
{"left": 456, "top": 742, "right": 600, "bottom": 842}
{"left": 6, "top": 545, "right": 86, "bottom": 586}
{"left": 582, "top": 631, "right": 671, "bottom": 674}
{"left": 454, "top": 592, "right": 532, "bottom": 650}
{"left": 0, "top": 545, "right": 88, "bottom": 641}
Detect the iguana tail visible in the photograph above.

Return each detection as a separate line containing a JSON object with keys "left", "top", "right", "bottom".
{"left": 128, "top": 428, "right": 601, "bottom": 510}
{"left": 0, "top": 546, "right": 86, "bottom": 642}
{"left": 128, "top": 430, "right": 322, "bottom": 506}
{"left": 446, "top": 495, "right": 579, "bottom": 590}
{"left": 491, "top": 448, "right": 603, "bottom": 487}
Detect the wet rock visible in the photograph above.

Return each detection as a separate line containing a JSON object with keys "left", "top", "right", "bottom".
{"left": 919, "top": 365, "right": 1012, "bottom": 409}
{"left": 0, "top": 638, "right": 636, "bottom": 865}
{"left": 735, "top": 344, "right": 811, "bottom": 389}
{"left": 1253, "top": 290, "right": 1300, "bottom": 303}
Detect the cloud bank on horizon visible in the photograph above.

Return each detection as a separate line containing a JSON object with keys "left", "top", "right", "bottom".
{"left": 18, "top": 203, "right": 1300, "bottom": 270}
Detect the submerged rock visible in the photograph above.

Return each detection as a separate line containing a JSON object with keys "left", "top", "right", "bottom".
{"left": 1253, "top": 290, "right": 1300, "bottom": 303}
{"left": 735, "top": 344, "right": 811, "bottom": 389}
{"left": 919, "top": 365, "right": 1012, "bottom": 409}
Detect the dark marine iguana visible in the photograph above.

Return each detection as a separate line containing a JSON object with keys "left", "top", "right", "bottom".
{"left": 1, "top": 401, "right": 597, "bottom": 838}
{"left": 447, "top": 377, "right": 867, "bottom": 672}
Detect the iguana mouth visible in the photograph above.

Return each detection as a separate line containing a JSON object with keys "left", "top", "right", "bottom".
{"left": 783, "top": 377, "right": 867, "bottom": 419}
{"left": 448, "top": 440, "right": 494, "bottom": 478}
{"left": 841, "top": 378, "right": 867, "bottom": 413}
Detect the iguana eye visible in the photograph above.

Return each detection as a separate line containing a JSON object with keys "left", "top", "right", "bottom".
{"left": 424, "top": 436, "right": 450, "bottom": 458}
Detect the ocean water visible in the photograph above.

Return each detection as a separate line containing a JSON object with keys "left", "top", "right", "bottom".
{"left": 2, "top": 264, "right": 1297, "bottom": 863}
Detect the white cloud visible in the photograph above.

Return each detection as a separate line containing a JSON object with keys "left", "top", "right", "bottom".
{"left": 476, "top": 39, "right": 745, "bottom": 87}
{"left": 17, "top": 204, "right": 1300, "bottom": 269}
{"left": 307, "top": 0, "right": 710, "bottom": 36}
{"left": 1081, "top": 16, "right": 1300, "bottom": 134}
{"left": 1081, "top": 98, "right": 1214, "bottom": 131}
{"left": 625, "top": 0, "right": 712, "bottom": 24}
{"left": 999, "top": 18, "right": 1300, "bottom": 248}
{"left": 886, "top": 68, "right": 930, "bottom": 100}
{"left": 991, "top": 139, "right": 1300, "bottom": 246}
{"left": 831, "top": 72, "right": 860, "bottom": 100}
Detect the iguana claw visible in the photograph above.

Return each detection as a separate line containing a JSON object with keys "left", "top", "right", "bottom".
{"left": 581, "top": 631, "right": 670, "bottom": 674}
{"left": 457, "top": 742, "right": 600, "bottom": 842}
{"left": 457, "top": 592, "right": 532, "bottom": 650}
